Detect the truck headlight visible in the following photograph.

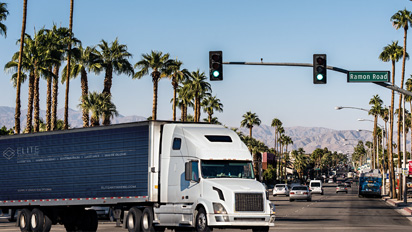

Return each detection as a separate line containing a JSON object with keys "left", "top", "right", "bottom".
{"left": 270, "top": 202, "right": 276, "bottom": 215}
{"left": 213, "top": 203, "right": 228, "bottom": 214}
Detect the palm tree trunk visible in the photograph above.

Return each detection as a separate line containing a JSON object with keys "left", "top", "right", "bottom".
{"left": 81, "top": 69, "right": 89, "bottom": 127}
{"left": 373, "top": 115, "right": 377, "bottom": 169}
{"left": 51, "top": 65, "right": 59, "bottom": 131}
{"left": 15, "top": 0, "right": 28, "bottom": 134}
{"left": 25, "top": 73, "right": 34, "bottom": 133}
{"left": 33, "top": 71, "right": 40, "bottom": 132}
{"left": 197, "top": 97, "right": 201, "bottom": 122}
{"left": 208, "top": 113, "right": 212, "bottom": 123}
{"left": 410, "top": 101, "right": 412, "bottom": 160}
{"left": 46, "top": 72, "right": 52, "bottom": 131}
{"left": 389, "top": 61, "right": 396, "bottom": 199}
{"left": 152, "top": 76, "right": 159, "bottom": 120}
{"left": 397, "top": 101, "right": 402, "bottom": 200}
{"left": 172, "top": 79, "right": 177, "bottom": 121}
{"left": 102, "top": 65, "right": 113, "bottom": 95}
{"left": 64, "top": 0, "right": 74, "bottom": 130}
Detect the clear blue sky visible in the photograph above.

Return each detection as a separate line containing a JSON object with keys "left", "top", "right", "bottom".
{"left": 0, "top": 0, "right": 410, "bottom": 131}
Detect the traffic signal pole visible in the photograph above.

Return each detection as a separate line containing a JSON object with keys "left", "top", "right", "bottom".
{"left": 223, "top": 61, "right": 412, "bottom": 97}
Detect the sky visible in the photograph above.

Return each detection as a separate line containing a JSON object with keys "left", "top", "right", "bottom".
{"left": 0, "top": 0, "right": 411, "bottom": 131}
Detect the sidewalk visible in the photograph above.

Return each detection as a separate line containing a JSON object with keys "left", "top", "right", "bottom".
{"left": 382, "top": 195, "right": 412, "bottom": 215}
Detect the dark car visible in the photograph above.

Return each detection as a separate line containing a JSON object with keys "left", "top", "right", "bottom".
{"left": 344, "top": 181, "right": 351, "bottom": 188}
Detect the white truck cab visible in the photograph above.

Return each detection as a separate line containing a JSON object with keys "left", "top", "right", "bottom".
{"left": 154, "top": 123, "right": 275, "bottom": 231}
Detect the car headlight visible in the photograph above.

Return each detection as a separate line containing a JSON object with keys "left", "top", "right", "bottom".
{"left": 213, "top": 203, "right": 228, "bottom": 214}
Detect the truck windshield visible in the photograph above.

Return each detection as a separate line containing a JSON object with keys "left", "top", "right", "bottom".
{"left": 200, "top": 160, "right": 254, "bottom": 179}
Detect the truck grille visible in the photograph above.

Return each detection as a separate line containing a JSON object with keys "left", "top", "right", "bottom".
{"left": 235, "top": 193, "right": 264, "bottom": 211}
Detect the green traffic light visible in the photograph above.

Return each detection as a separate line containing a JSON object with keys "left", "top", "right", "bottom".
{"left": 316, "top": 73, "right": 324, "bottom": 81}
{"left": 213, "top": 70, "right": 220, "bottom": 78}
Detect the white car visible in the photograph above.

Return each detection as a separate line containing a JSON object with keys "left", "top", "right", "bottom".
{"left": 273, "top": 184, "right": 290, "bottom": 196}
{"left": 309, "top": 180, "right": 324, "bottom": 195}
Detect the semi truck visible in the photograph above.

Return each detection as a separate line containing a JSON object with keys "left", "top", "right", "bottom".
{"left": 0, "top": 121, "right": 275, "bottom": 232}
{"left": 358, "top": 170, "right": 382, "bottom": 197}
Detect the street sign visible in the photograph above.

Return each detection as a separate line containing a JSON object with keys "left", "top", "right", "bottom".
{"left": 347, "top": 71, "right": 390, "bottom": 82}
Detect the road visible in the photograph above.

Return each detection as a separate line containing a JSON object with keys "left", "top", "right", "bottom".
{"left": 1, "top": 183, "right": 411, "bottom": 231}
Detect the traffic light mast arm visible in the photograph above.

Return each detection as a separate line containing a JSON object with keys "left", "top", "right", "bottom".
{"left": 223, "top": 61, "right": 412, "bottom": 97}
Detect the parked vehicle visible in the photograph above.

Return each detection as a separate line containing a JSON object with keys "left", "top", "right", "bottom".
{"left": 273, "top": 184, "right": 290, "bottom": 196}
{"left": 336, "top": 184, "right": 348, "bottom": 194}
{"left": 309, "top": 180, "right": 324, "bottom": 195}
{"left": 289, "top": 186, "right": 312, "bottom": 202}
{"left": 344, "top": 181, "right": 352, "bottom": 188}
{"left": 358, "top": 170, "right": 382, "bottom": 197}
{"left": 0, "top": 121, "right": 275, "bottom": 232}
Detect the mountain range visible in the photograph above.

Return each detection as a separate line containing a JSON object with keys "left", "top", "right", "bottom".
{"left": 0, "top": 106, "right": 382, "bottom": 154}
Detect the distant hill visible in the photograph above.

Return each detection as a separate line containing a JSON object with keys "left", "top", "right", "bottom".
{"left": 0, "top": 106, "right": 390, "bottom": 153}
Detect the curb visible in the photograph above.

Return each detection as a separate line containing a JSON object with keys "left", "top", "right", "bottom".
{"left": 383, "top": 198, "right": 412, "bottom": 215}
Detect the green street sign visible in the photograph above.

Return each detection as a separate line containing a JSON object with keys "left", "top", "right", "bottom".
{"left": 347, "top": 71, "right": 390, "bottom": 82}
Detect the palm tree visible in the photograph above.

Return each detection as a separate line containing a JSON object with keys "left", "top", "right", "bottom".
{"left": 240, "top": 111, "right": 261, "bottom": 138}
{"left": 14, "top": 0, "right": 28, "bottom": 134}
{"left": 176, "top": 83, "right": 194, "bottom": 121}
{"left": 369, "top": 95, "right": 383, "bottom": 169}
{"left": 293, "top": 151, "right": 309, "bottom": 183}
{"left": 201, "top": 95, "right": 223, "bottom": 123}
{"left": 188, "top": 70, "right": 211, "bottom": 122}
{"left": 379, "top": 41, "right": 404, "bottom": 199}
{"left": 406, "top": 77, "right": 412, "bottom": 158}
{"left": 63, "top": 45, "right": 102, "bottom": 127}
{"left": 64, "top": 0, "right": 74, "bottom": 130}
{"left": 0, "top": 2, "right": 9, "bottom": 38}
{"left": 134, "top": 50, "right": 172, "bottom": 120}
{"left": 166, "top": 59, "right": 190, "bottom": 121}
{"left": 97, "top": 38, "right": 133, "bottom": 124}
{"left": 271, "top": 118, "right": 283, "bottom": 155}
{"left": 79, "top": 92, "right": 118, "bottom": 127}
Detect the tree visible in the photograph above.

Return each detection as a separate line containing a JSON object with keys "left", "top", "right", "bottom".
{"left": 166, "top": 59, "right": 189, "bottom": 121}
{"left": 176, "top": 83, "right": 194, "bottom": 122}
{"left": 202, "top": 95, "right": 223, "bottom": 123}
{"left": 406, "top": 77, "right": 412, "bottom": 158}
{"left": 134, "top": 51, "right": 172, "bottom": 120}
{"left": 292, "top": 150, "right": 309, "bottom": 183}
{"left": 379, "top": 41, "right": 404, "bottom": 199}
{"left": 0, "top": 2, "right": 8, "bottom": 38}
{"left": 188, "top": 70, "right": 211, "bottom": 122}
{"left": 0, "top": 126, "right": 13, "bottom": 135}
{"left": 271, "top": 118, "right": 283, "bottom": 155}
{"left": 64, "top": 0, "right": 74, "bottom": 130}
{"left": 14, "top": 0, "right": 28, "bottom": 134}
{"left": 63, "top": 45, "right": 101, "bottom": 127}
{"left": 241, "top": 111, "right": 261, "bottom": 138}
{"left": 369, "top": 95, "right": 383, "bottom": 169}
{"left": 79, "top": 92, "right": 118, "bottom": 127}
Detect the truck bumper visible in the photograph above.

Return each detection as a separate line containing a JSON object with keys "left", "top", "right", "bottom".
{"left": 208, "top": 213, "right": 275, "bottom": 227}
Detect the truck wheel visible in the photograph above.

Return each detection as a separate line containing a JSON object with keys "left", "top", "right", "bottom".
{"left": 81, "top": 210, "right": 98, "bottom": 232}
{"left": 127, "top": 207, "right": 142, "bottom": 232}
{"left": 252, "top": 226, "right": 269, "bottom": 232}
{"left": 30, "top": 208, "right": 45, "bottom": 232}
{"left": 194, "top": 207, "right": 210, "bottom": 232}
{"left": 141, "top": 207, "right": 154, "bottom": 232}
{"left": 19, "top": 208, "right": 31, "bottom": 232}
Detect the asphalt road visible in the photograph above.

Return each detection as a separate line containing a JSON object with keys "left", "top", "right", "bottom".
{"left": 1, "top": 182, "right": 411, "bottom": 231}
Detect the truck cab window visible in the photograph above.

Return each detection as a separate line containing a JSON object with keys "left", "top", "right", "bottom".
{"left": 192, "top": 161, "right": 199, "bottom": 182}
{"left": 172, "top": 138, "right": 181, "bottom": 150}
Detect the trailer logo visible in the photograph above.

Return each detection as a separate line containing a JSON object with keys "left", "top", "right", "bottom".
{"left": 3, "top": 147, "right": 15, "bottom": 160}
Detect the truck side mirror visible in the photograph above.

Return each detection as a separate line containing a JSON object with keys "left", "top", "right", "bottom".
{"left": 185, "top": 162, "right": 192, "bottom": 181}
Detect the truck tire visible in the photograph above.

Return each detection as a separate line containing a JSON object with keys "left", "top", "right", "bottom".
{"left": 81, "top": 210, "right": 98, "bottom": 232}
{"left": 141, "top": 207, "right": 154, "bottom": 232}
{"left": 30, "top": 208, "right": 44, "bottom": 232}
{"left": 127, "top": 207, "right": 142, "bottom": 232}
{"left": 194, "top": 207, "right": 210, "bottom": 232}
{"left": 19, "top": 208, "right": 31, "bottom": 232}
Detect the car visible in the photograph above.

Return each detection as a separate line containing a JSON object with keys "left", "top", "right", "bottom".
{"left": 328, "top": 179, "right": 334, "bottom": 183}
{"left": 289, "top": 185, "right": 311, "bottom": 202}
{"left": 309, "top": 180, "right": 324, "bottom": 195}
{"left": 336, "top": 184, "right": 348, "bottom": 194}
{"left": 273, "top": 184, "right": 290, "bottom": 196}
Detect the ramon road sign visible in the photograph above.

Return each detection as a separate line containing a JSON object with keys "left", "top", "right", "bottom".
{"left": 347, "top": 71, "right": 390, "bottom": 82}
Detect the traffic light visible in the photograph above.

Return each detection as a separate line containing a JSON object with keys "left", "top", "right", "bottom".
{"left": 313, "top": 54, "right": 327, "bottom": 84}
{"left": 209, "top": 51, "right": 223, "bottom": 81}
